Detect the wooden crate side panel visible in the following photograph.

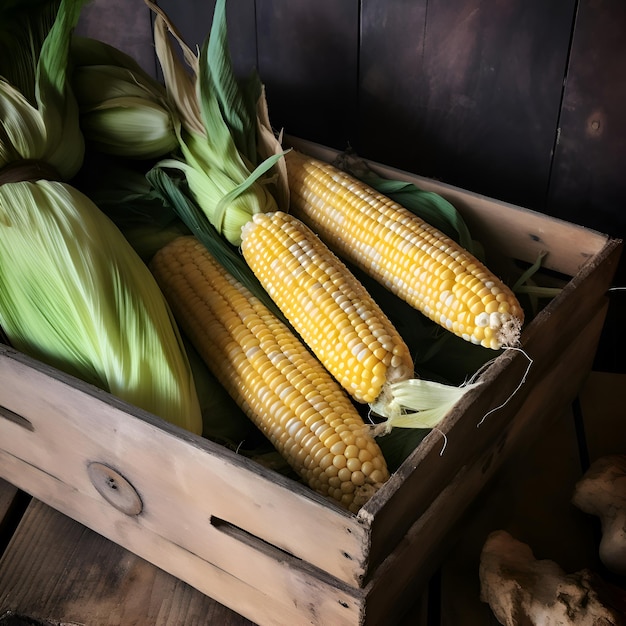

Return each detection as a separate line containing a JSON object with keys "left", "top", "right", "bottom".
{"left": 362, "top": 303, "right": 607, "bottom": 625}
{"left": 358, "top": 0, "right": 576, "bottom": 212}
{"left": 278, "top": 136, "right": 621, "bottom": 576}
{"left": 0, "top": 350, "right": 370, "bottom": 587}
{"left": 256, "top": 0, "right": 360, "bottom": 151}
{"left": 362, "top": 237, "right": 621, "bottom": 572}
{"left": 0, "top": 495, "right": 361, "bottom": 626}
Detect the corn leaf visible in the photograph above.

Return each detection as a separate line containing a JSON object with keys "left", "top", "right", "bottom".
{"left": 147, "top": 1, "right": 204, "bottom": 137}
{"left": 36, "top": 0, "right": 88, "bottom": 178}
{"left": 0, "top": 79, "right": 48, "bottom": 165}
{"left": 145, "top": 0, "right": 280, "bottom": 245}
{"left": 0, "top": 0, "right": 88, "bottom": 178}
{"left": 204, "top": 0, "right": 258, "bottom": 166}
{"left": 78, "top": 161, "right": 191, "bottom": 262}
{"left": 0, "top": 0, "right": 58, "bottom": 102}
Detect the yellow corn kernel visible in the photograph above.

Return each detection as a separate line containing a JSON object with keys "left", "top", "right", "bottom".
{"left": 241, "top": 211, "right": 414, "bottom": 404}
{"left": 150, "top": 235, "right": 389, "bottom": 513}
{"left": 285, "top": 150, "right": 524, "bottom": 349}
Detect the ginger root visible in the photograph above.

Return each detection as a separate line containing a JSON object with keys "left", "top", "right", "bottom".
{"left": 479, "top": 530, "right": 626, "bottom": 625}
{"left": 572, "top": 455, "right": 626, "bottom": 576}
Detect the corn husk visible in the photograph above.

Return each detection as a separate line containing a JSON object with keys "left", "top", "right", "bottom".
{"left": 70, "top": 36, "right": 180, "bottom": 159}
{"left": 0, "top": 0, "right": 87, "bottom": 179}
{"left": 0, "top": 179, "right": 202, "bottom": 433}
{"left": 144, "top": 0, "right": 285, "bottom": 245}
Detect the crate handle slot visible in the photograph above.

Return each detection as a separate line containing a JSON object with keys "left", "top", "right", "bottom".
{"left": 0, "top": 404, "right": 34, "bottom": 431}
{"left": 210, "top": 515, "right": 302, "bottom": 562}
{"left": 87, "top": 462, "right": 143, "bottom": 516}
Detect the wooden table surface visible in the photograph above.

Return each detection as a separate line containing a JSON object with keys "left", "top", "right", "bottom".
{"left": 1, "top": 371, "right": 624, "bottom": 626}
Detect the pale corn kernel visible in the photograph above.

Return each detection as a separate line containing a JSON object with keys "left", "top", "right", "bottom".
{"left": 356, "top": 470, "right": 371, "bottom": 488}
{"left": 346, "top": 457, "right": 362, "bottom": 473}
{"left": 370, "top": 469, "right": 387, "bottom": 483}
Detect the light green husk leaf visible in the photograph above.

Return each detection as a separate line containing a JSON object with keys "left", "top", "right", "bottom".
{"left": 0, "top": 180, "right": 202, "bottom": 434}
{"left": 70, "top": 37, "right": 180, "bottom": 159}
{"left": 147, "top": 165, "right": 289, "bottom": 325}
{"left": 79, "top": 97, "right": 179, "bottom": 159}
{"left": 0, "top": 79, "right": 48, "bottom": 165}
{"left": 147, "top": 1, "right": 204, "bottom": 137}
{"left": 205, "top": 0, "right": 257, "bottom": 166}
{"left": 145, "top": 0, "right": 283, "bottom": 245}
{"left": 370, "top": 379, "right": 481, "bottom": 434}
{"left": 0, "top": 1, "right": 58, "bottom": 103}
{"left": 0, "top": 0, "right": 88, "bottom": 179}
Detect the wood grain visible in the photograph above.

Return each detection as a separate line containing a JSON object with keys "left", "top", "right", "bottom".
{"left": 547, "top": 0, "right": 626, "bottom": 242}
{"left": 359, "top": 0, "right": 576, "bottom": 211}
{"left": 155, "top": 0, "right": 258, "bottom": 80}
{"left": 75, "top": 0, "right": 156, "bottom": 76}
{"left": 0, "top": 500, "right": 253, "bottom": 626}
{"left": 255, "top": 0, "right": 360, "bottom": 151}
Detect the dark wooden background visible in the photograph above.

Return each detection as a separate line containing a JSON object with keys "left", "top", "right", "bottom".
{"left": 77, "top": 0, "right": 625, "bottom": 371}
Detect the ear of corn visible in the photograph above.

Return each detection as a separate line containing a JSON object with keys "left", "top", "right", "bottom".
{"left": 0, "top": 0, "right": 88, "bottom": 179}
{"left": 150, "top": 235, "right": 390, "bottom": 513}
{"left": 285, "top": 149, "right": 524, "bottom": 351}
{"left": 0, "top": 180, "right": 203, "bottom": 435}
{"left": 140, "top": 0, "right": 479, "bottom": 432}
{"left": 241, "top": 211, "right": 414, "bottom": 404}
{"left": 70, "top": 36, "right": 180, "bottom": 159}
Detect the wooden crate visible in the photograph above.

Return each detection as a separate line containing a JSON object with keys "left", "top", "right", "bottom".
{"left": 0, "top": 139, "right": 621, "bottom": 625}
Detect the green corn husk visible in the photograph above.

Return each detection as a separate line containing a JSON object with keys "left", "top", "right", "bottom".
{"left": 0, "top": 0, "right": 87, "bottom": 179}
{"left": 70, "top": 36, "right": 180, "bottom": 159}
{"left": 80, "top": 161, "right": 192, "bottom": 263}
{"left": 144, "top": 0, "right": 285, "bottom": 245}
{"left": 0, "top": 179, "right": 203, "bottom": 434}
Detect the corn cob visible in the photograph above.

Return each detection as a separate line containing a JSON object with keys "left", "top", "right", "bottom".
{"left": 150, "top": 235, "right": 389, "bottom": 513}
{"left": 285, "top": 149, "right": 524, "bottom": 350}
{"left": 241, "top": 211, "right": 414, "bottom": 405}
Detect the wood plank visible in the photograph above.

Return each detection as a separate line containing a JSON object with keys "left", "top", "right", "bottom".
{"left": 0, "top": 480, "right": 19, "bottom": 527}
{"left": 547, "top": 0, "right": 626, "bottom": 245}
{"left": 0, "top": 499, "right": 253, "bottom": 625}
{"left": 0, "top": 496, "right": 433, "bottom": 626}
{"left": 578, "top": 371, "right": 626, "bottom": 463}
{"left": 438, "top": 403, "right": 598, "bottom": 625}
{"left": 0, "top": 479, "right": 25, "bottom": 558}
{"left": 546, "top": 0, "right": 626, "bottom": 373}
{"left": 255, "top": 0, "right": 360, "bottom": 151}
{"left": 0, "top": 346, "right": 372, "bottom": 588}
{"left": 359, "top": 0, "right": 576, "bottom": 211}
{"left": 75, "top": 0, "right": 157, "bottom": 76}
{"left": 362, "top": 303, "right": 608, "bottom": 625}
